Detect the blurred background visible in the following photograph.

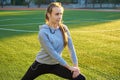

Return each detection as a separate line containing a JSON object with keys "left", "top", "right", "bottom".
{"left": 0, "top": 0, "right": 120, "bottom": 80}
{"left": 0, "top": 0, "right": 120, "bottom": 9}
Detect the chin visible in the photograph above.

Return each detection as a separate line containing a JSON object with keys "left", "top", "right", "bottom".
{"left": 56, "top": 21, "right": 60, "bottom": 24}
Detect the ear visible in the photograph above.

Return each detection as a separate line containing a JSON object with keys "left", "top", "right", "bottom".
{"left": 47, "top": 13, "right": 50, "bottom": 18}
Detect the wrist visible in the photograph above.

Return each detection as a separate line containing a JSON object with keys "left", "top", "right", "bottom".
{"left": 74, "top": 64, "right": 78, "bottom": 67}
{"left": 64, "top": 65, "right": 75, "bottom": 72}
{"left": 64, "top": 65, "right": 71, "bottom": 70}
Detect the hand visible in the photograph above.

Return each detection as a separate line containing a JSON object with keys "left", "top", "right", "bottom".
{"left": 73, "top": 64, "right": 80, "bottom": 71}
{"left": 65, "top": 64, "right": 81, "bottom": 78}
{"left": 72, "top": 67, "right": 80, "bottom": 78}
{"left": 72, "top": 69, "right": 80, "bottom": 78}
{"left": 68, "top": 66, "right": 80, "bottom": 78}
{"left": 68, "top": 66, "right": 77, "bottom": 72}
{"left": 65, "top": 65, "right": 80, "bottom": 74}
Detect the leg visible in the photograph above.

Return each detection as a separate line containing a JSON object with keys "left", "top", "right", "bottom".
{"left": 72, "top": 74, "right": 86, "bottom": 80}
{"left": 51, "top": 64, "right": 86, "bottom": 80}
{"left": 51, "top": 64, "right": 73, "bottom": 79}
{"left": 21, "top": 61, "right": 48, "bottom": 80}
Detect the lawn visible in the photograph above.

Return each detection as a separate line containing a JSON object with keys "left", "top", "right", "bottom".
{"left": 0, "top": 9, "right": 120, "bottom": 80}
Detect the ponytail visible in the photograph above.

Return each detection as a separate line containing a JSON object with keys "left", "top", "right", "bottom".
{"left": 59, "top": 24, "right": 68, "bottom": 47}
{"left": 45, "top": 2, "right": 67, "bottom": 47}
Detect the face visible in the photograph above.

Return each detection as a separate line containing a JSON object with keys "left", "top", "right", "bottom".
{"left": 48, "top": 7, "right": 63, "bottom": 25}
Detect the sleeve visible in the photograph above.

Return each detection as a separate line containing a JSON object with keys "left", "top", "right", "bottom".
{"left": 64, "top": 25, "right": 78, "bottom": 65}
{"left": 38, "top": 30, "right": 67, "bottom": 66}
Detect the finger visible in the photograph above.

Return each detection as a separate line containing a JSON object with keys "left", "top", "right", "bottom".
{"left": 72, "top": 67, "right": 81, "bottom": 78}
{"left": 72, "top": 71, "right": 80, "bottom": 78}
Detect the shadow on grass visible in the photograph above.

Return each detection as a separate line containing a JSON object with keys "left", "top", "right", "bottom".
{"left": 0, "top": 10, "right": 120, "bottom": 39}
{"left": 64, "top": 10, "right": 120, "bottom": 28}
{"left": 0, "top": 30, "right": 37, "bottom": 39}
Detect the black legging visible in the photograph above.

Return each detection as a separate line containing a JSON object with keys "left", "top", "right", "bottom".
{"left": 21, "top": 61, "right": 86, "bottom": 80}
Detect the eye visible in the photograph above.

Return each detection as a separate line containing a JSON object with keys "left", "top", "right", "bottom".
{"left": 56, "top": 13, "right": 59, "bottom": 15}
{"left": 60, "top": 13, "right": 63, "bottom": 15}
{"left": 55, "top": 13, "right": 63, "bottom": 16}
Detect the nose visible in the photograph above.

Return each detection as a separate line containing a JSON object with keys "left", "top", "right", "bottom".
{"left": 58, "top": 14, "right": 62, "bottom": 20}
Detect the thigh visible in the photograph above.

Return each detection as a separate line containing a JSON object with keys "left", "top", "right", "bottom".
{"left": 51, "top": 64, "right": 73, "bottom": 80}
{"left": 21, "top": 61, "right": 50, "bottom": 80}
{"left": 51, "top": 65, "right": 86, "bottom": 80}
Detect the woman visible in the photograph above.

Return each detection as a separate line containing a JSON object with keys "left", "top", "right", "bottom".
{"left": 22, "top": 2, "right": 85, "bottom": 80}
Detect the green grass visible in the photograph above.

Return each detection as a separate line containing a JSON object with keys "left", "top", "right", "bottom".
{"left": 0, "top": 10, "right": 120, "bottom": 80}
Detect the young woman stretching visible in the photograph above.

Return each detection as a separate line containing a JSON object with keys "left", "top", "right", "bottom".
{"left": 22, "top": 2, "right": 86, "bottom": 80}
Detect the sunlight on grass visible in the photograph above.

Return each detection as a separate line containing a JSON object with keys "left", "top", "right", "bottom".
{"left": 70, "top": 27, "right": 120, "bottom": 80}
{"left": 0, "top": 33, "right": 39, "bottom": 80}
{"left": 0, "top": 10, "right": 120, "bottom": 80}
{"left": 71, "top": 20, "right": 120, "bottom": 31}
{"left": 0, "top": 11, "right": 41, "bottom": 16}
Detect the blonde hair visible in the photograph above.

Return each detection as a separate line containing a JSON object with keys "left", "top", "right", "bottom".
{"left": 45, "top": 2, "right": 68, "bottom": 47}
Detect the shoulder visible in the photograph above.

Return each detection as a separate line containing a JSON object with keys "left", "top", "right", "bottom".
{"left": 39, "top": 24, "right": 48, "bottom": 30}
{"left": 62, "top": 24, "right": 68, "bottom": 28}
{"left": 62, "top": 24, "right": 69, "bottom": 32}
{"left": 39, "top": 24, "right": 49, "bottom": 35}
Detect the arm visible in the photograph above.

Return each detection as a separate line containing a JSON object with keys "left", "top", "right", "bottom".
{"left": 65, "top": 26, "right": 81, "bottom": 78}
{"left": 39, "top": 30, "right": 76, "bottom": 70}
{"left": 64, "top": 25, "right": 78, "bottom": 66}
{"left": 39, "top": 30, "right": 67, "bottom": 66}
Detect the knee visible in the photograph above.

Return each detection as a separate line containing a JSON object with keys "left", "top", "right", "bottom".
{"left": 73, "top": 74, "right": 86, "bottom": 80}
{"left": 79, "top": 74, "right": 86, "bottom": 80}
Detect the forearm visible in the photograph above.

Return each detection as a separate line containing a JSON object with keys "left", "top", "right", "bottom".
{"left": 64, "top": 64, "right": 76, "bottom": 72}
{"left": 68, "top": 39, "right": 78, "bottom": 65}
{"left": 73, "top": 64, "right": 78, "bottom": 67}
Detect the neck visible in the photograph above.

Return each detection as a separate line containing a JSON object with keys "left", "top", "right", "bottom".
{"left": 47, "top": 22, "right": 59, "bottom": 29}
